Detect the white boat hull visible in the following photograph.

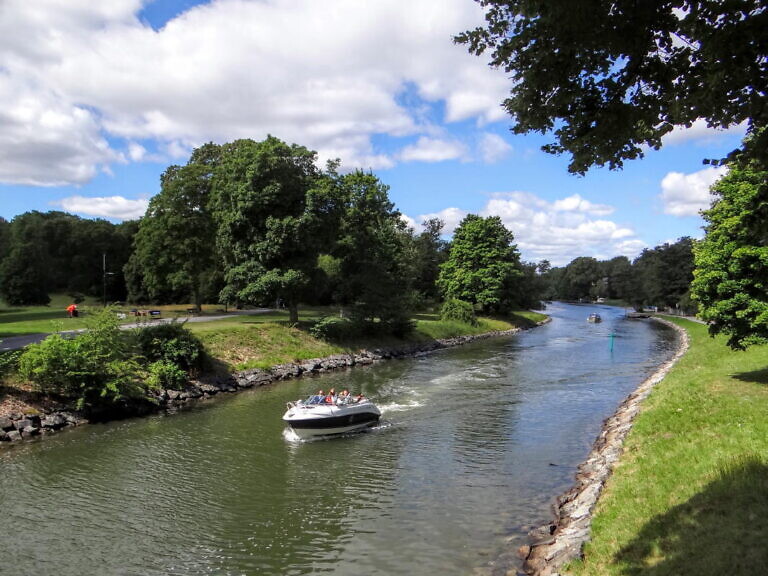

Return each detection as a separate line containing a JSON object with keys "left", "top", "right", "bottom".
{"left": 282, "top": 400, "right": 381, "bottom": 439}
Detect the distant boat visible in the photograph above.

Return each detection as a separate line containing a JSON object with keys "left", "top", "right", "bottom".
{"left": 587, "top": 313, "right": 602, "bottom": 323}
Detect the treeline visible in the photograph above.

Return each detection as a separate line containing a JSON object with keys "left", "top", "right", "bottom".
{"left": 0, "top": 136, "right": 697, "bottom": 326}
{"left": 0, "top": 137, "right": 537, "bottom": 336}
{"left": 0, "top": 212, "right": 136, "bottom": 305}
{"left": 540, "top": 237, "right": 696, "bottom": 313}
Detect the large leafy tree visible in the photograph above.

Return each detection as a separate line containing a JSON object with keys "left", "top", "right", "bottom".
{"left": 438, "top": 214, "right": 523, "bottom": 313}
{"left": 333, "top": 171, "right": 415, "bottom": 334}
{"left": 692, "top": 164, "right": 768, "bottom": 349}
{"left": 411, "top": 217, "right": 448, "bottom": 303}
{"left": 558, "top": 257, "right": 601, "bottom": 301}
{"left": 210, "top": 136, "right": 322, "bottom": 323}
{"left": 456, "top": 1, "right": 768, "bottom": 174}
{"left": 129, "top": 144, "right": 220, "bottom": 310}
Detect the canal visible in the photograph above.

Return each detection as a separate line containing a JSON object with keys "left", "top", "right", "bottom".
{"left": 0, "top": 303, "right": 678, "bottom": 575}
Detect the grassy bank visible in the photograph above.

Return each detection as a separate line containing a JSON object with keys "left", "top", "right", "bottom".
{"left": 191, "top": 309, "right": 546, "bottom": 371}
{"left": 566, "top": 318, "right": 768, "bottom": 576}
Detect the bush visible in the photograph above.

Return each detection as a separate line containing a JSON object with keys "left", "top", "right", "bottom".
{"left": 0, "top": 350, "right": 22, "bottom": 379}
{"left": 18, "top": 307, "right": 146, "bottom": 412}
{"left": 309, "top": 316, "right": 359, "bottom": 341}
{"left": 440, "top": 298, "right": 478, "bottom": 326}
{"left": 135, "top": 321, "right": 205, "bottom": 374}
{"left": 146, "top": 360, "right": 187, "bottom": 390}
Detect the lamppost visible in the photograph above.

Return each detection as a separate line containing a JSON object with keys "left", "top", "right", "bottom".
{"left": 103, "top": 253, "right": 115, "bottom": 307}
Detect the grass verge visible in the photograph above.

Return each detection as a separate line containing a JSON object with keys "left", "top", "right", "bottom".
{"left": 191, "top": 308, "right": 546, "bottom": 371}
{"left": 566, "top": 318, "right": 768, "bottom": 576}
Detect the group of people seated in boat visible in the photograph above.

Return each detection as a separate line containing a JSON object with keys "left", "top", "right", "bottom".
{"left": 306, "top": 388, "right": 365, "bottom": 406}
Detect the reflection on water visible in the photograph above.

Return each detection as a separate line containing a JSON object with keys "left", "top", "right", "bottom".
{"left": 0, "top": 303, "right": 676, "bottom": 575}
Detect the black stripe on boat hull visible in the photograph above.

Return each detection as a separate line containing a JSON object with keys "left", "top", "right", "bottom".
{"left": 287, "top": 412, "right": 380, "bottom": 430}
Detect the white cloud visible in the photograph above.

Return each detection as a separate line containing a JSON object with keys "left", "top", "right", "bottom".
{"left": 416, "top": 207, "right": 469, "bottom": 234}
{"left": 660, "top": 166, "right": 728, "bottom": 216}
{"left": 58, "top": 195, "right": 148, "bottom": 220}
{"left": 0, "top": 0, "right": 511, "bottom": 185}
{"left": 552, "top": 194, "right": 614, "bottom": 216}
{"left": 662, "top": 119, "right": 747, "bottom": 145}
{"left": 399, "top": 137, "right": 467, "bottom": 163}
{"left": 478, "top": 133, "right": 512, "bottom": 164}
{"left": 415, "top": 192, "right": 640, "bottom": 265}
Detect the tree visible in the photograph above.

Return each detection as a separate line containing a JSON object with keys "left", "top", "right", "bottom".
{"left": 0, "top": 242, "right": 51, "bottom": 305}
{"left": 438, "top": 214, "right": 523, "bottom": 313}
{"left": 130, "top": 146, "right": 219, "bottom": 311}
{"left": 692, "top": 164, "right": 768, "bottom": 349}
{"left": 411, "top": 217, "right": 448, "bottom": 303}
{"left": 558, "top": 257, "right": 601, "bottom": 301}
{"left": 333, "top": 171, "right": 415, "bottom": 334}
{"left": 457, "top": 1, "right": 768, "bottom": 174}
{"left": 210, "top": 136, "right": 322, "bottom": 323}
{"left": 632, "top": 238, "right": 695, "bottom": 309}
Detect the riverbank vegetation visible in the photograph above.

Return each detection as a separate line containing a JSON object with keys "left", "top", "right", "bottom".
{"left": 565, "top": 318, "right": 768, "bottom": 576}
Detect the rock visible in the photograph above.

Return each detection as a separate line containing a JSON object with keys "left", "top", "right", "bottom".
{"left": 20, "top": 425, "right": 39, "bottom": 438}
{"left": 6, "top": 430, "right": 21, "bottom": 441}
{"left": 0, "top": 416, "right": 14, "bottom": 431}
{"left": 166, "top": 389, "right": 181, "bottom": 401}
{"left": 8, "top": 412, "right": 23, "bottom": 421}
{"left": 13, "top": 418, "right": 34, "bottom": 431}
{"left": 41, "top": 413, "right": 68, "bottom": 429}
{"left": 0, "top": 430, "right": 7, "bottom": 441}
{"left": 197, "top": 383, "right": 220, "bottom": 395}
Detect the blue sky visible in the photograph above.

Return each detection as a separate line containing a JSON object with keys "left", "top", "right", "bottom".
{"left": 0, "top": 0, "right": 744, "bottom": 265}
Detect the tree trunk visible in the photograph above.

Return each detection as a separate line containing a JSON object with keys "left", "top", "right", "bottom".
{"left": 289, "top": 302, "right": 299, "bottom": 324}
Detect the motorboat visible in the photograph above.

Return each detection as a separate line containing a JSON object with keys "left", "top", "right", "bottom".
{"left": 587, "top": 313, "right": 602, "bottom": 323}
{"left": 282, "top": 394, "right": 381, "bottom": 439}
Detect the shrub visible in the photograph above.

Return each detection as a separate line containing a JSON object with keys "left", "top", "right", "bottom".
{"left": 18, "top": 307, "right": 146, "bottom": 412}
{"left": 309, "top": 316, "right": 359, "bottom": 341}
{"left": 135, "top": 321, "right": 206, "bottom": 374}
{"left": 146, "top": 360, "right": 187, "bottom": 390}
{"left": 0, "top": 349, "right": 22, "bottom": 379}
{"left": 440, "top": 298, "right": 478, "bottom": 326}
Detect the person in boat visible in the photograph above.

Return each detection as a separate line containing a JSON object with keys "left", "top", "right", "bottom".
{"left": 324, "top": 388, "right": 336, "bottom": 404}
{"left": 337, "top": 389, "right": 350, "bottom": 405}
{"left": 354, "top": 393, "right": 365, "bottom": 403}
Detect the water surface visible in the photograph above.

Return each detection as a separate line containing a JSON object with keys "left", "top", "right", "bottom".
{"left": 0, "top": 303, "right": 677, "bottom": 575}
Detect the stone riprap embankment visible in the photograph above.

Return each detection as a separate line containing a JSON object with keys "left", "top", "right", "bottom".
{"left": 0, "top": 410, "right": 88, "bottom": 442}
{"left": 518, "top": 318, "right": 689, "bottom": 576}
{"left": 1, "top": 322, "right": 545, "bottom": 444}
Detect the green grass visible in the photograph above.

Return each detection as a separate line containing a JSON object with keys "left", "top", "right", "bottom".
{"left": 566, "top": 318, "right": 768, "bottom": 576}
{"left": 0, "top": 294, "right": 105, "bottom": 337}
{"left": 191, "top": 307, "right": 545, "bottom": 371}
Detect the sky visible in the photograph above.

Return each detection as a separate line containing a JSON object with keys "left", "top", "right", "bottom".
{"left": 0, "top": 0, "right": 746, "bottom": 266}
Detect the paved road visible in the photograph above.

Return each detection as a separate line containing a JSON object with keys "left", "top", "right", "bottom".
{"left": 0, "top": 309, "right": 273, "bottom": 352}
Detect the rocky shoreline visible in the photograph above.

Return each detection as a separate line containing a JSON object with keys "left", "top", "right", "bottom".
{"left": 1, "top": 323, "right": 543, "bottom": 445}
{"left": 517, "top": 318, "right": 689, "bottom": 576}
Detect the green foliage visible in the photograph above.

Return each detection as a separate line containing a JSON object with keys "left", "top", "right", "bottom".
{"left": 130, "top": 156, "right": 220, "bottom": 309}
{"left": 457, "top": 1, "right": 767, "bottom": 173}
{"left": 309, "top": 316, "right": 358, "bottom": 341}
{"left": 146, "top": 360, "right": 188, "bottom": 390}
{"left": 210, "top": 136, "right": 325, "bottom": 323}
{"left": 411, "top": 217, "right": 448, "bottom": 302}
{"left": 0, "top": 349, "right": 22, "bottom": 379}
{"left": 440, "top": 298, "right": 478, "bottom": 326}
{"left": 135, "top": 321, "right": 206, "bottom": 373}
{"left": 0, "top": 242, "right": 51, "bottom": 305}
{"left": 18, "top": 307, "right": 147, "bottom": 412}
{"left": 333, "top": 171, "right": 415, "bottom": 335}
{"left": 0, "top": 211, "right": 135, "bottom": 305}
{"left": 692, "top": 163, "right": 768, "bottom": 349}
{"left": 438, "top": 214, "right": 523, "bottom": 313}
